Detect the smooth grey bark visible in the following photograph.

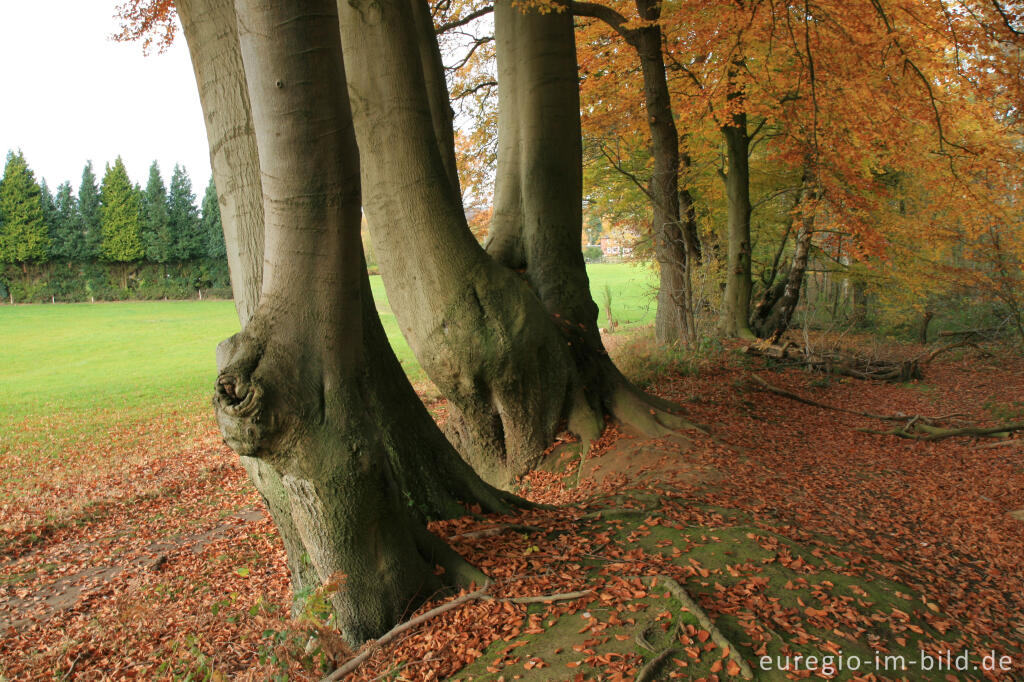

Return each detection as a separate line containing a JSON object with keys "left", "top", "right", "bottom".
{"left": 338, "top": 0, "right": 695, "bottom": 486}
{"left": 720, "top": 97, "right": 756, "bottom": 339}
{"left": 201, "top": 0, "right": 516, "bottom": 642}
{"left": 177, "top": 0, "right": 262, "bottom": 324}
{"left": 177, "top": 0, "right": 315, "bottom": 603}
{"left": 411, "top": 0, "right": 462, "bottom": 199}
{"left": 487, "top": 4, "right": 593, "bottom": 325}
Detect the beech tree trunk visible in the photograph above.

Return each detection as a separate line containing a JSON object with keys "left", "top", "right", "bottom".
{"left": 177, "top": 0, "right": 315, "bottom": 602}
{"left": 185, "top": 0, "right": 518, "bottom": 643}
{"left": 338, "top": 0, "right": 695, "bottom": 486}
{"left": 720, "top": 105, "right": 755, "bottom": 339}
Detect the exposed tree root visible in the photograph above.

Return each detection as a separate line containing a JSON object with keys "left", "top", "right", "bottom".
{"left": 640, "top": 575, "right": 754, "bottom": 680}
{"left": 323, "top": 586, "right": 596, "bottom": 681}
{"left": 608, "top": 378, "right": 708, "bottom": 438}
{"left": 636, "top": 645, "right": 678, "bottom": 682}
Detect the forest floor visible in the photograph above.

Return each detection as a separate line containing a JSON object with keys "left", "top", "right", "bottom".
{"left": 1, "top": 335, "right": 1022, "bottom": 681}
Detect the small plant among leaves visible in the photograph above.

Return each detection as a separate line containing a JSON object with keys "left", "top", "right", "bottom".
{"left": 257, "top": 572, "right": 353, "bottom": 678}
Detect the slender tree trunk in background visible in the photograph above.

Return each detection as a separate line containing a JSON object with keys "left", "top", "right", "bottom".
{"left": 919, "top": 310, "right": 933, "bottom": 344}
{"left": 178, "top": 0, "right": 262, "bottom": 324}
{"left": 339, "top": 0, "right": 696, "bottom": 486}
{"left": 678, "top": 150, "right": 702, "bottom": 265}
{"left": 750, "top": 177, "right": 816, "bottom": 341}
{"left": 633, "top": 0, "right": 695, "bottom": 346}
{"left": 851, "top": 279, "right": 868, "bottom": 322}
{"left": 177, "top": 0, "right": 315, "bottom": 603}
{"left": 567, "top": 0, "right": 698, "bottom": 345}
{"left": 987, "top": 226, "right": 1024, "bottom": 342}
{"left": 720, "top": 105, "right": 755, "bottom": 339}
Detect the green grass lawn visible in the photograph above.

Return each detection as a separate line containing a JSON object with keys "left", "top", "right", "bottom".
{"left": 1, "top": 264, "right": 656, "bottom": 426}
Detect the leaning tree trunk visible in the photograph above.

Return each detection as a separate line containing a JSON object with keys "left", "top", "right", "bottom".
{"left": 339, "top": 0, "right": 696, "bottom": 486}
{"left": 720, "top": 103, "right": 755, "bottom": 339}
{"left": 177, "top": 0, "right": 315, "bottom": 602}
{"left": 750, "top": 178, "right": 816, "bottom": 341}
{"left": 207, "top": 0, "right": 517, "bottom": 643}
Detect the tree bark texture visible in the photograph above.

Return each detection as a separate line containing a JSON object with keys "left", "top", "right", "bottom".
{"left": 177, "top": 0, "right": 314, "bottom": 603}
{"left": 206, "top": 0, "right": 515, "bottom": 642}
{"left": 339, "top": 0, "right": 697, "bottom": 486}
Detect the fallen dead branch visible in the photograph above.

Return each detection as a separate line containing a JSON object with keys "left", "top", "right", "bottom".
{"left": 973, "top": 439, "right": 1024, "bottom": 450}
{"left": 748, "top": 374, "right": 965, "bottom": 426}
{"left": 859, "top": 422, "right": 1024, "bottom": 441}
{"left": 500, "top": 590, "right": 593, "bottom": 605}
{"left": 323, "top": 587, "right": 488, "bottom": 681}
{"left": 323, "top": 586, "right": 594, "bottom": 680}
{"left": 447, "top": 523, "right": 542, "bottom": 540}
{"left": 641, "top": 576, "right": 754, "bottom": 680}
{"left": 938, "top": 327, "right": 998, "bottom": 337}
{"left": 920, "top": 339, "right": 990, "bottom": 364}
{"left": 749, "top": 374, "right": 1023, "bottom": 442}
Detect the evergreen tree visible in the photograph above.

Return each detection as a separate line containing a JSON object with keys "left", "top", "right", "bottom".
{"left": 99, "top": 157, "right": 144, "bottom": 263}
{"left": 39, "top": 180, "right": 58, "bottom": 259}
{"left": 79, "top": 162, "right": 103, "bottom": 260}
{"left": 168, "top": 164, "right": 201, "bottom": 260}
{"left": 141, "top": 161, "right": 173, "bottom": 262}
{"left": 201, "top": 175, "right": 225, "bottom": 259}
{"left": 0, "top": 150, "right": 50, "bottom": 265}
{"left": 52, "top": 181, "right": 83, "bottom": 260}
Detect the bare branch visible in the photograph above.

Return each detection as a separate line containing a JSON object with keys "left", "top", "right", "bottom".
{"left": 435, "top": 5, "right": 494, "bottom": 34}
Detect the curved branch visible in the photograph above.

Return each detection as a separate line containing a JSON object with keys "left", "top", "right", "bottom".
{"left": 435, "top": 5, "right": 493, "bottom": 34}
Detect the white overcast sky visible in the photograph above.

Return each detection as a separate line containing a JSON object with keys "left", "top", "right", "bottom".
{"left": 0, "top": 1, "right": 211, "bottom": 193}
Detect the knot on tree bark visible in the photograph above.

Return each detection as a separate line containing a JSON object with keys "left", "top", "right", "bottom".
{"left": 213, "top": 330, "right": 293, "bottom": 459}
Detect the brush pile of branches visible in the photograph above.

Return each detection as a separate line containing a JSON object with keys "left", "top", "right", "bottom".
{"left": 742, "top": 341, "right": 922, "bottom": 381}
{"left": 742, "top": 338, "right": 990, "bottom": 383}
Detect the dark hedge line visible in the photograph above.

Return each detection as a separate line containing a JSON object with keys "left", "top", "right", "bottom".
{"left": 0, "top": 258, "right": 232, "bottom": 303}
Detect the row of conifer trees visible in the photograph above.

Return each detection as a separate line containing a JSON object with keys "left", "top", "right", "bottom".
{"left": 0, "top": 150, "right": 230, "bottom": 303}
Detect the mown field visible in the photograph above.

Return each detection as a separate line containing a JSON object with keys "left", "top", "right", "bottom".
{"left": 1, "top": 263, "right": 655, "bottom": 422}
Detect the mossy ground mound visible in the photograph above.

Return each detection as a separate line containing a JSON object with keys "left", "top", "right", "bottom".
{"left": 451, "top": 490, "right": 972, "bottom": 681}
